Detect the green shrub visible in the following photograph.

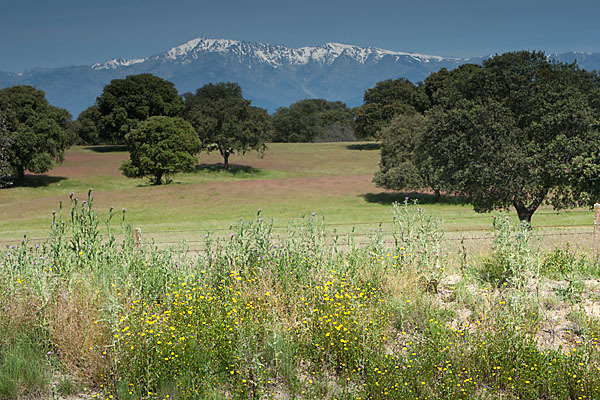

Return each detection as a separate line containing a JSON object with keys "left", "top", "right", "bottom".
{"left": 480, "top": 216, "right": 538, "bottom": 288}
{"left": 541, "top": 244, "right": 588, "bottom": 277}
{"left": 553, "top": 279, "right": 584, "bottom": 304}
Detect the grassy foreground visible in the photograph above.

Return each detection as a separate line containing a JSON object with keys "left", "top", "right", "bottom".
{"left": 2, "top": 195, "right": 600, "bottom": 399}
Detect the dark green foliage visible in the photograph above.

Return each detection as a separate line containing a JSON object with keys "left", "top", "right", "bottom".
{"left": 120, "top": 116, "right": 200, "bottom": 185}
{"left": 0, "top": 115, "right": 12, "bottom": 186}
{"left": 425, "top": 64, "right": 487, "bottom": 107}
{"left": 422, "top": 51, "right": 600, "bottom": 223}
{"left": 272, "top": 99, "right": 355, "bottom": 142}
{"left": 570, "top": 149, "right": 600, "bottom": 206}
{"left": 183, "top": 81, "right": 242, "bottom": 106}
{"left": 0, "top": 85, "right": 74, "bottom": 181}
{"left": 354, "top": 78, "right": 427, "bottom": 139}
{"left": 373, "top": 113, "right": 441, "bottom": 200}
{"left": 314, "top": 123, "right": 355, "bottom": 143}
{"left": 182, "top": 82, "right": 272, "bottom": 169}
{"left": 96, "top": 74, "right": 183, "bottom": 144}
{"left": 72, "top": 105, "right": 102, "bottom": 144}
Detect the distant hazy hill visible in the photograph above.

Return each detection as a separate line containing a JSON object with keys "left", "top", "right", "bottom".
{"left": 0, "top": 37, "right": 597, "bottom": 116}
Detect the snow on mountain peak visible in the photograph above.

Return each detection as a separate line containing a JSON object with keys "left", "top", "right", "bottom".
{"left": 92, "top": 57, "right": 145, "bottom": 70}
{"left": 155, "top": 37, "right": 459, "bottom": 67}
{"left": 165, "top": 37, "right": 246, "bottom": 60}
{"left": 165, "top": 37, "right": 205, "bottom": 59}
{"left": 90, "top": 37, "right": 459, "bottom": 71}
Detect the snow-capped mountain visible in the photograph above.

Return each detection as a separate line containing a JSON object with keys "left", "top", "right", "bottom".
{"left": 91, "top": 58, "right": 145, "bottom": 70}
{"left": 92, "top": 38, "right": 460, "bottom": 70}
{"left": 0, "top": 37, "right": 597, "bottom": 116}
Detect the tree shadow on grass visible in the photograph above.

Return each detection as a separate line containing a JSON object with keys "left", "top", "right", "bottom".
{"left": 362, "top": 191, "right": 469, "bottom": 205}
{"left": 84, "top": 145, "right": 128, "bottom": 153}
{"left": 1, "top": 174, "right": 67, "bottom": 188}
{"left": 346, "top": 143, "right": 381, "bottom": 151}
{"left": 194, "top": 163, "right": 261, "bottom": 175}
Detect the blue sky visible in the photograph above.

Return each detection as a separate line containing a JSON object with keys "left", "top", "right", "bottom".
{"left": 1, "top": 0, "right": 599, "bottom": 72}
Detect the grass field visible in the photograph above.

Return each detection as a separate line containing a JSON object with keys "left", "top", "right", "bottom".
{"left": 3, "top": 143, "right": 600, "bottom": 399}
{"left": 0, "top": 142, "right": 594, "bottom": 254}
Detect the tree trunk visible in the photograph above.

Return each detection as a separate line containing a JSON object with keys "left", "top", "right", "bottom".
{"left": 154, "top": 171, "right": 163, "bottom": 185}
{"left": 514, "top": 205, "right": 534, "bottom": 225}
{"left": 434, "top": 188, "right": 441, "bottom": 203}
{"left": 513, "top": 189, "right": 547, "bottom": 227}
{"left": 223, "top": 152, "right": 230, "bottom": 170}
{"left": 16, "top": 166, "right": 24, "bottom": 181}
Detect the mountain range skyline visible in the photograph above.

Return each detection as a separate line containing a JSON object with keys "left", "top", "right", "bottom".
{"left": 6, "top": 36, "right": 600, "bottom": 74}
{"left": 6, "top": 37, "right": 468, "bottom": 74}
{"left": 1, "top": 36, "right": 599, "bottom": 117}
{"left": 3, "top": 0, "right": 600, "bottom": 74}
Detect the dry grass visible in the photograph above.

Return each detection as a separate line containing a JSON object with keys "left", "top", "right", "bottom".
{"left": 0, "top": 289, "right": 43, "bottom": 342}
{"left": 47, "top": 279, "right": 110, "bottom": 384}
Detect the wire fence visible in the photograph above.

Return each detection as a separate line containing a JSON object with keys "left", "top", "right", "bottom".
{"left": 0, "top": 208, "right": 593, "bottom": 249}
{"left": 142, "top": 231, "right": 592, "bottom": 248}
{"left": 2, "top": 225, "right": 591, "bottom": 251}
{"left": 0, "top": 224, "right": 591, "bottom": 243}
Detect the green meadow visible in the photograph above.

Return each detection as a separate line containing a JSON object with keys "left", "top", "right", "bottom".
{"left": 0, "top": 143, "right": 592, "bottom": 252}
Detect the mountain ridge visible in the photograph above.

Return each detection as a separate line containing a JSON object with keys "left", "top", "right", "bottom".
{"left": 0, "top": 37, "right": 598, "bottom": 116}
{"left": 94, "top": 37, "right": 463, "bottom": 70}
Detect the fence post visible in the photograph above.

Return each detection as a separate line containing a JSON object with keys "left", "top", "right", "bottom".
{"left": 594, "top": 204, "right": 600, "bottom": 261}
{"left": 133, "top": 228, "right": 142, "bottom": 249}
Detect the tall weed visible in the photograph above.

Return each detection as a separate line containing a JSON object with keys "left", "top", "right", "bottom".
{"left": 391, "top": 200, "right": 445, "bottom": 292}
{"left": 481, "top": 216, "right": 539, "bottom": 289}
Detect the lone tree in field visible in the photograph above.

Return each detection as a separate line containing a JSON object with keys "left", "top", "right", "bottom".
{"left": 0, "top": 85, "right": 74, "bottom": 182}
{"left": 422, "top": 51, "right": 600, "bottom": 224}
{"left": 120, "top": 116, "right": 200, "bottom": 185}
{"left": 96, "top": 74, "right": 183, "bottom": 144}
{"left": 374, "top": 113, "right": 443, "bottom": 201}
{"left": 182, "top": 82, "right": 272, "bottom": 169}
